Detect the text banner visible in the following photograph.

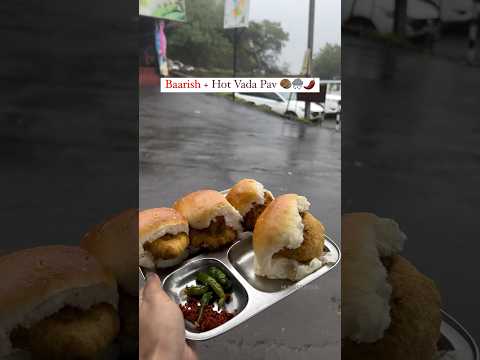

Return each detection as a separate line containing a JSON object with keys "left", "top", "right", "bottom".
{"left": 160, "top": 78, "right": 320, "bottom": 93}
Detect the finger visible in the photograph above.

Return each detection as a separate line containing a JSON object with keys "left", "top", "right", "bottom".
{"left": 139, "top": 285, "right": 145, "bottom": 304}
{"left": 186, "top": 339, "right": 196, "bottom": 352}
{"left": 143, "top": 272, "right": 169, "bottom": 302}
{"left": 184, "top": 345, "right": 198, "bottom": 360}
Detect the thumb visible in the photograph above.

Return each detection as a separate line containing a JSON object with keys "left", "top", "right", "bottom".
{"left": 143, "top": 272, "right": 168, "bottom": 302}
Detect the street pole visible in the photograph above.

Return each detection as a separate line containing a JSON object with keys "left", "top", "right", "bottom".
{"left": 305, "top": 0, "right": 315, "bottom": 120}
{"left": 467, "top": 1, "right": 479, "bottom": 65}
{"left": 232, "top": 27, "right": 238, "bottom": 101}
{"left": 393, "top": 0, "right": 407, "bottom": 37}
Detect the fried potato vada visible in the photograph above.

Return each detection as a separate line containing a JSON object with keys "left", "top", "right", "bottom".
{"left": 275, "top": 211, "right": 325, "bottom": 263}
{"left": 342, "top": 255, "right": 441, "bottom": 360}
{"left": 24, "top": 303, "right": 119, "bottom": 360}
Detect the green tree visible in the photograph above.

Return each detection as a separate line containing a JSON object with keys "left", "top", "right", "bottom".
{"left": 167, "top": 0, "right": 289, "bottom": 73}
{"left": 237, "top": 20, "right": 289, "bottom": 74}
{"left": 167, "top": 0, "right": 232, "bottom": 69}
{"left": 312, "top": 43, "right": 341, "bottom": 79}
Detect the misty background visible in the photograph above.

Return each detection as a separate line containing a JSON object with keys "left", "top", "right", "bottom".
{"left": 162, "top": 0, "right": 340, "bottom": 77}
{"left": 250, "top": 0, "right": 340, "bottom": 73}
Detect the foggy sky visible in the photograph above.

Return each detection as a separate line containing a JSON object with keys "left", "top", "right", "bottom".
{"left": 249, "top": 0, "right": 340, "bottom": 73}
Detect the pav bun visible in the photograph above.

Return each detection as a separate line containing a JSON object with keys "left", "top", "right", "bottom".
{"left": 139, "top": 208, "right": 190, "bottom": 269}
{"left": 0, "top": 246, "right": 119, "bottom": 357}
{"left": 341, "top": 213, "right": 441, "bottom": 360}
{"left": 253, "top": 194, "right": 326, "bottom": 281}
{"left": 174, "top": 190, "right": 242, "bottom": 232}
{"left": 81, "top": 209, "right": 139, "bottom": 296}
{"left": 226, "top": 179, "right": 274, "bottom": 231}
{"left": 173, "top": 190, "right": 242, "bottom": 250}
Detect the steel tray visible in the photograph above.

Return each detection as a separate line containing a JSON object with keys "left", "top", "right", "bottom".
{"left": 437, "top": 310, "right": 479, "bottom": 360}
{"left": 140, "top": 233, "right": 340, "bottom": 341}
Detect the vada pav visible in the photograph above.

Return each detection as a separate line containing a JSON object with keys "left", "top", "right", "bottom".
{"left": 139, "top": 208, "right": 190, "bottom": 269}
{"left": 81, "top": 208, "right": 138, "bottom": 296}
{"left": 253, "top": 194, "right": 327, "bottom": 281}
{"left": 342, "top": 213, "right": 441, "bottom": 360}
{"left": 81, "top": 209, "right": 139, "bottom": 354}
{"left": 174, "top": 190, "right": 243, "bottom": 250}
{"left": 0, "top": 246, "right": 119, "bottom": 359}
{"left": 226, "top": 179, "right": 274, "bottom": 231}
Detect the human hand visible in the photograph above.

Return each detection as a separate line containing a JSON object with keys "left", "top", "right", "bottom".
{"left": 139, "top": 273, "right": 197, "bottom": 360}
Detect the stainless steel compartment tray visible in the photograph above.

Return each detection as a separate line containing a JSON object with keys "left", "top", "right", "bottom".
{"left": 437, "top": 310, "right": 479, "bottom": 360}
{"left": 141, "top": 234, "right": 340, "bottom": 341}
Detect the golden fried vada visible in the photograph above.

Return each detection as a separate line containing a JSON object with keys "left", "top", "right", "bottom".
{"left": 139, "top": 208, "right": 190, "bottom": 269}
{"left": 342, "top": 213, "right": 441, "bottom": 360}
{"left": 173, "top": 190, "right": 242, "bottom": 250}
{"left": 275, "top": 211, "right": 325, "bottom": 263}
{"left": 253, "top": 194, "right": 327, "bottom": 280}
{"left": 0, "top": 246, "right": 119, "bottom": 358}
{"left": 226, "top": 179, "right": 274, "bottom": 231}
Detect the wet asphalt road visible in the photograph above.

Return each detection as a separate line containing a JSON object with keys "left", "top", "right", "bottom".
{"left": 343, "top": 34, "right": 480, "bottom": 344}
{"left": 140, "top": 90, "right": 341, "bottom": 360}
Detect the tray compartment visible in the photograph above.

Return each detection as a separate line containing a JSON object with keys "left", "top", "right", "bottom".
{"left": 162, "top": 258, "right": 249, "bottom": 333}
{"left": 228, "top": 235, "right": 339, "bottom": 292}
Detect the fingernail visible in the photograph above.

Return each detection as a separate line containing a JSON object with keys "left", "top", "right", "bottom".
{"left": 147, "top": 272, "right": 158, "bottom": 281}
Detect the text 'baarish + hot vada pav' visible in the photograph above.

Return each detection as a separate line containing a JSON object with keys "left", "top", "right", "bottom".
{"left": 139, "top": 208, "right": 190, "bottom": 269}
{"left": 342, "top": 213, "right": 441, "bottom": 360}
{"left": 174, "top": 190, "right": 243, "bottom": 250}
{"left": 0, "top": 246, "right": 119, "bottom": 359}
{"left": 253, "top": 194, "right": 328, "bottom": 281}
{"left": 226, "top": 179, "right": 274, "bottom": 231}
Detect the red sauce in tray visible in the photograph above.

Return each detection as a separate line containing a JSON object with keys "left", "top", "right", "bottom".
{"left": 179, "top": 299, "right": 199, "bottom": 323}
{"left": 179, "top": 299, "right": 235, "bottom": 331}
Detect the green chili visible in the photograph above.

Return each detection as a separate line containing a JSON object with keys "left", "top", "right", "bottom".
{"left": 207, "top": 266, "right": 232, "bottom": 291}
{"left": 185, "top": 285, "right": 209, "bottom": 297}
{"left": 196, "top": 272, "right": 225, "bottom": 307}
{"left": 196, "top": 291, "right": 213, "bottom": 325}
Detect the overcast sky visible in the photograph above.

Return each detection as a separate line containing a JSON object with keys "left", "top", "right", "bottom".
{"left": 249, "top": 0, "right": 340, "bottom": 73}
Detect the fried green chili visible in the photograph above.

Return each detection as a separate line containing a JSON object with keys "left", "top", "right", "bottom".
{"left": 185, "top": 285, "right": 210, "bottom": 297}
{"left": 196, "top": 272, "right": 225, "bottom": 307}
{"left": 195, "top": 291, "right": 213, "bottom": 325}
{"left": 207, "top": 266, "right": 232, "bottom": 291}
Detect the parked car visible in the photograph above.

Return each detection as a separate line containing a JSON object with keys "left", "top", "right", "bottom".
{"left": 428, "top": 0, "right": 475, "bottom": 23}
{"left": 167, "top": 59, "right": 181, "bottom": 71}
{"left": 323, "top": 82, "right": 342, "bottom": 115}
{"left": 235, "top": 92, "right": 324, "bottom": 121}
{"left": 342, "top": 0, "right": 441, "bottom": 38}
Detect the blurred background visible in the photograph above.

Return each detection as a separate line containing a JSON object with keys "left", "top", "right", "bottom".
{"left": 342, "top": 0, "right": 480, "bottom": 351}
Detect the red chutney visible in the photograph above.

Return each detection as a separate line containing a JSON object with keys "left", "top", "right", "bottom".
{"left": 179, "top": 298, "right": 199, "bottom": 323}
{"left": 179, "top": 299, "right": 235, "bottom": 331}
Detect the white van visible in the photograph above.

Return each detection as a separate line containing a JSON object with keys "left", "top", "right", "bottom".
{"left": 342, "top": 0, "right": 441, "bottom": 38}
{"left": 235, "top": 92, "right": 324, "bottom": 121}
{"left": 431, "top": 0, "right": 475, "bottom": 23}
{"left": 324, "top": 82, "right": 342, "bottom": 115}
